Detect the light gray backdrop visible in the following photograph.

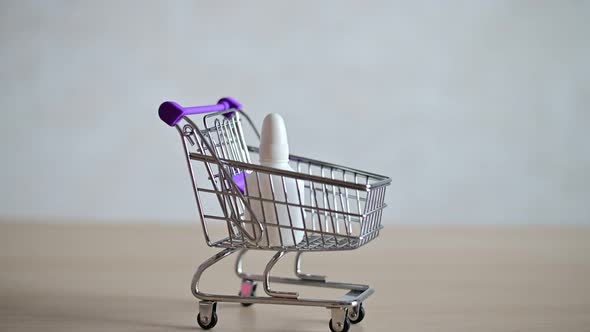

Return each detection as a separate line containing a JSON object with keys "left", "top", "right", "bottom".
{"left": 1, "top": 0, "right": 588, "bottom": 224}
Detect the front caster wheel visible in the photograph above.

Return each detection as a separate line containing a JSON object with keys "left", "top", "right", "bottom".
{"left": 329, "top": 317, "right": 351, "bottom": 332}
{"left": 238, "top": 280, "right": 257, "bottom": 307}
{"left": 348, "top": 303, "right": 365, "bottom": 324}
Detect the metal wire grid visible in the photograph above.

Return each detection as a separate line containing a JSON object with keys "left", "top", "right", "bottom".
{"left": 176, "top": 110, "right": 389, "bottom": 251}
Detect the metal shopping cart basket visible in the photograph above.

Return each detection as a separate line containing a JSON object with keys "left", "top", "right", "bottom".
{"left": 158, "top": 97, "right": 391, "bottom": 332}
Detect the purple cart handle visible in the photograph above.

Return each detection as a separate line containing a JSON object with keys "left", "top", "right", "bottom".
{"left": 159, "top": 97, "right": 242, "bottom": 126}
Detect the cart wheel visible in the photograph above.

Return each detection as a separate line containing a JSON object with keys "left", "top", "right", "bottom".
{"left": 239, "top": 280, "right": 257, "bottom": 307}
{"left": 197, "top": 302, "right": 218, "bottom": 330}
{"left": 348, "top": 303, "right": 365, "bottom": 324}
{"left": 197, "top": 312, "right": 217, "bottom": 330}
{"left": 329, "top": 317, "right": 351, "bottom": 332}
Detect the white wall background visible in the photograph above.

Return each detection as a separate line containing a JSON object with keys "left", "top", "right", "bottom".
{"left": 0, "top": 0, "right": 588, "bottom": 224}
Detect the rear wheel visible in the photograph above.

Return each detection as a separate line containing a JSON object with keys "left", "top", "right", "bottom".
{"left": 239, "top": 279, "right": 257, "bottom": 307}
{"left": 197, "top": 302, "right": 218, "bottom": 330}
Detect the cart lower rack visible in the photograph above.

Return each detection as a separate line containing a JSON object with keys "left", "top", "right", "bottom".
{"left": 158, "top": 98, "right": 391, "bottom": 332}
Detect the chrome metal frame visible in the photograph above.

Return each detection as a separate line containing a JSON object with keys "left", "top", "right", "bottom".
{"left": 171, "top": 108, "right": 391, "bottom": 331}
{"left": 191, "top": 249, "right": 373, "bottom": 307}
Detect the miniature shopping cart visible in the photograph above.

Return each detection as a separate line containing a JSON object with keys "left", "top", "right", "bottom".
{"left": 158, "top": 97, "right": 391, "bottom": 332}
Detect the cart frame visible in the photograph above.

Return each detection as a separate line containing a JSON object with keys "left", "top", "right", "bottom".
{"left": 159, "top": 98, "right": 391, "bottom": 332}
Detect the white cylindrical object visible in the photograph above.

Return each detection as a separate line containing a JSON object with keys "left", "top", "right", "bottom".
{"left": 244, "top": 113, "right": 305, "bottom": 247}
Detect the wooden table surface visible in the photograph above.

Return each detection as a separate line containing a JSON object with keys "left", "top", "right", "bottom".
{"left": 1, "top": 224, "right": 589, "bottom": 332}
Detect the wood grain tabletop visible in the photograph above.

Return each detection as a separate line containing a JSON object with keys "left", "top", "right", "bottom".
{"left": 1, "top": 224, "right": 589, "bottom": 332}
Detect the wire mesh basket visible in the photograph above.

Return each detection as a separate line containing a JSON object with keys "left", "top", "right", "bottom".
{"left": 168, "top": 101, "right": 390, "bottom": 251}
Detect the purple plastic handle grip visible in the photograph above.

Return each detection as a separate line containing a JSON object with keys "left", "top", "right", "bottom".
{"left": 159, "top": 97, "right": 242, "bottom": 126}
{"left": 232, "top": 172, "right": 247, "bottom": 193}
